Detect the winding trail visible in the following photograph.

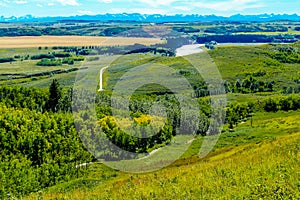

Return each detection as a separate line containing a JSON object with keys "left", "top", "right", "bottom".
{"left": 98, "top": 66, "right": 108, "bottom": 91}
{"left": 137, "top": 148, "right": 162, "bottom": 160}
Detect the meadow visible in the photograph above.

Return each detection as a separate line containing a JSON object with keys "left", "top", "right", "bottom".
{"left": 24, "top": 110, "right": 300, "bottom": 199}
{"left": 0, "top": 32, "right": 300, "bottom": 199}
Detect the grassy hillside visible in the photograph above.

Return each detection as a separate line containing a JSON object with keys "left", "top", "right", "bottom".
{"left": 1, "top": 41, "right": 300, "bottom": 199}
{"left": 103, "top": 43, "right": 300, "bottom": 94}
{"left": 1, "top": 43, "right": 300, "bottom": 93}
{"left": 24, "top": 110, "right": 300, "bottom": 199}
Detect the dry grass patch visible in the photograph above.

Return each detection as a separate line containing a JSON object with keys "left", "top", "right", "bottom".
{"left": 0, "top": 36, "right": 165, "bottom": 49}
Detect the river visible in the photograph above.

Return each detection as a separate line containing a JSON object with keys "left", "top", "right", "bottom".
{"left": 175, "top": 43, "right": 269, "bottom": 56}
{"left": 175, "top": 44, "right": 204, "bottom": 56}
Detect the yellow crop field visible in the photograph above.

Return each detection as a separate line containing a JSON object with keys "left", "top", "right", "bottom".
{"left": 0, "top": 36, "right": 165, "bottom": 49}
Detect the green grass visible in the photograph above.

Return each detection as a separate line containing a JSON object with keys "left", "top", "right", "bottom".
{"left": 0, "top": 53, "right": 116, "bottom": 88}
{"left": 2, "top": 44, "right": 300, "bottom": 199}
{"left": 1, "top": 44, "right": 299, "bottom": 92}
{"left": 102, "top": 44, "right": 300, "bottom": 95}
{"left": 23, "top": 110, "right": 300, "bottom": 199}
{"left": 209, "top": 45, "right": 300, "bottom": 90}
{"left": 224, "top": 92, "right": 283, "bottom": 104}
{"left": 0, "top": 47, "right": 83, "bottom": 87}
{"left": 0, "top": 60, "right": 82, "bottom": 74}
{"left": 0, "top": 43, "right": 298, "bottom": 199}
{"left": 0, "top": 47, "right": 50, "bottom": 57}
{"left": 19, "top": 70, "right": 79, "bottom": 88}
{"left": 180, "top": 110, "right": 300, "bottom": 159}
{"left": 2, "top": 21, "right": 300, "bottom": 200}
{"left": 236, "top": 31, "right": 300, "bottom": 35}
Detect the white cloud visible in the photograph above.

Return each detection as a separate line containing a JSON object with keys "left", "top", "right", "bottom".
{"left": 36, "top": 3, "right": 43, "bottom": 7}
{"left": 128, "top": 0, "right": 264, "bottom": 14}
{"left": 138, "top": 0, "right": 178, "bottom": 7}
{"left": 55, "top": 0, "right": 79, "bottom": 6}
{"left": 15, "top": 0, "right": 27, "bottom": 4}
{"left": 173, "top": 6, "right": 191, "bottom": 12}
{"left": 109, "top": 8, "right": 167, "bottom": 15}
{"left": 48, "top": 2, "right": 54, "bottom": 6}
{"left": 99, "top": 0, "right": 112, "bottom": 3}
{"left": 0, "top": 0, "right": 10, "bottom": 7}
{"left": 78, "top": 10, "right": 93, "bottom": 15}
{"left": 127, "top": 0, "right": 263, "bottom": 13}
{"left": 192, "top": 0, "right": 264, "bottom": 12}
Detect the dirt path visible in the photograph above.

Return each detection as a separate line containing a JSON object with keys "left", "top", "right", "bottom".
{"left": 137, "top": 148, "right": 162, "bottom": 160}
{"left": 98, "top": 66, "right": 108, "bottom": 91}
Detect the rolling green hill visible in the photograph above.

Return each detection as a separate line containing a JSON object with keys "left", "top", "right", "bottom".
{"left": 1, "top": 41, "right": 300, "bottom": 199}
{"left": 24, "top": 110, "right": 300, "bottom": 199}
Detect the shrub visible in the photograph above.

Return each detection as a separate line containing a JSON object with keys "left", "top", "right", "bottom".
{"left": 37, "top": 58, "right": 62, "bottom": 66}
{"left": 53, "top": 52, "right": 71, "bottom": 58}
{"left": 0, "top": 57, "right": 15, "bottom": 63}
{"left": 264, "top": 98, "right": 279, "bottom": 112}
{"left": 31, "top": 54, "right": 55, "bottom": 60}
{"left": 262, "top": 94, "right": 300, "bottom": 112}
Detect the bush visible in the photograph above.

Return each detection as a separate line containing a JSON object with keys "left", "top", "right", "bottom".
{"left": 264, "top": 98, "right": 279, "bottom": 112}
{"left": 37, "top": 58, "right": 62, "bottom": 66}
{"left": 72, "top": 56, "right": 85, "bottom": 61}
{"left": 0, "top": 57, "right": 15, "bottom": 63}
{"left": 62, "top": 58, "right": 74, "bottom": 65}
{"left": 263, "top": 94, "right": 300, "bottom": 112}
{"left": 53, "top": 52, "right": 71, "bottom": 58}
{"left": 31, "top": 54, "right": 55, "bottom": 60}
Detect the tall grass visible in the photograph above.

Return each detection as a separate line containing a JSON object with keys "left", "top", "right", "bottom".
{"left": 24, "top": 110, "right": 300, "bottom": 199}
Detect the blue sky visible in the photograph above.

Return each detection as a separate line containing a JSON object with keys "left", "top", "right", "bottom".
{"left": 0, "top": 0, "right": 299, "bottom": 17}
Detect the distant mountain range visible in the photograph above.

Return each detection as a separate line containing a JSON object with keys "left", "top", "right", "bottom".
{"left": 1, "top": 13, "right": 300, "bottom": 23}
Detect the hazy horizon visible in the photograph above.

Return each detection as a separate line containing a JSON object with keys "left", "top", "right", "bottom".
{"left": 0, "top": 0, "right": 298, "bottom": 17}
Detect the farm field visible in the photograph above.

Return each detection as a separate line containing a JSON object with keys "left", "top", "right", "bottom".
{"left": 0, "top": 36, "right": 165, "bottom": 49}
{"left": 236, "top": 28, "right": 300, "bottom": 35}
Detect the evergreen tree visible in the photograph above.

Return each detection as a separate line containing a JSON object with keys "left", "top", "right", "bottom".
{"left": 47, "top": 79, "right": 62, "bottom": 112}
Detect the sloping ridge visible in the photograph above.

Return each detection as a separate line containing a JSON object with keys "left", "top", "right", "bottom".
{"left": 28, "top": 132, "right": 300, "bottom": 199}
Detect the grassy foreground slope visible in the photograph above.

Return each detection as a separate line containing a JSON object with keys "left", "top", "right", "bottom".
{"left": 25, "top": 110, "right": 300, "bottom": 199}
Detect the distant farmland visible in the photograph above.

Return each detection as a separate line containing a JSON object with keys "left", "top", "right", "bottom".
{"left": 0, "top": 36, "right": 165, "bottom": 49}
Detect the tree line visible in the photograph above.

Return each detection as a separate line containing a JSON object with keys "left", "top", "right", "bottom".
{"left": 0, "top": 82, "right": 92, "bottom": 198}
{"left": 196, "top": 34, "right": 299, "bottom": 44}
